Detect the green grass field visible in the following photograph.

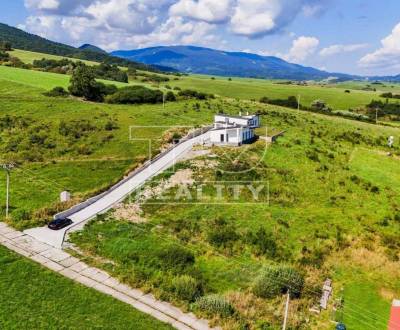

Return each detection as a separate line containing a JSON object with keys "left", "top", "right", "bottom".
{"left": 154, "top": 74, "right": 388, "bottom": 110}
{"left": 0, "top": 245, "right": 172, "bottom": 329}
{"left": 7, "top": 49, "right": 392, "bottom": 110}
{"left": 10, "top": 49, "right": 100, "bottom": 66}
{"left": 1, "top": 53, "right": 400, "bottom": 329}
{"left": 70, "top": 105, "right": 400, "bottom": 329}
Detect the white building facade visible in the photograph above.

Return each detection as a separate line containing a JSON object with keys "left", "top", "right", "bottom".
{"left": 210, "top": 113, "right": 260, "bottom": 146}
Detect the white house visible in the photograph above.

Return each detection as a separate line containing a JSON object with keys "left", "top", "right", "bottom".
{"left": 210, "top": 113, "right": 260, "bottom": 146}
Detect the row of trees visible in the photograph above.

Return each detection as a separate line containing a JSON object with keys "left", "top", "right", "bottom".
{"left": 45, "top": 64, "right": 213, "bottom": 105}
{"left": 32, "top": 58, "right": 129, "bottom": 83}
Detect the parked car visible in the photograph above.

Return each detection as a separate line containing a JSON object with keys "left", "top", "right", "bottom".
{"left": 48, "top": 218, "right": 73, "bottom": 230}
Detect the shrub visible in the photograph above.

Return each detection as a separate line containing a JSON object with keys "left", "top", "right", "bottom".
{"left": 0, "top": 51, "right": 10, "bottom": 62}
{"left": 246, "top": 228, "right": 277, "bottom": 258}
{"left": 157, "top": 245, "right": 195, "bottom": 270}
{"left": 194, "top": 294, "right": 235, "bottom": 317}
{"left": 43, "top": 86, "right": 69, "bottom": 97}
{"left": 178, "top": 89, "right": 211, "bottom": 100}
{"left": 165, "top": 91, "right": 176, "bottom": 102}
{"left": 171, "top": 275, "right": 202, "bottom": 301}
{"left": 207, "top": 218, "right": 239, "bottom": 248}
{"left": 105, "top": 86, "right": 163, "bottom": 104}
{"left": 252, "top": 265, "right": 304, "bottom": 299}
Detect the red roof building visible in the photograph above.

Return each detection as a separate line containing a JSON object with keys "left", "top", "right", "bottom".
{"left": 389, "top": 300, "right": 400, "bottom": 330}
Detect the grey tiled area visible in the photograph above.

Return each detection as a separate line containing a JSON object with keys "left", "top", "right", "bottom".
{"left": 0, "top": 222, "right": 215, "bottom": 330}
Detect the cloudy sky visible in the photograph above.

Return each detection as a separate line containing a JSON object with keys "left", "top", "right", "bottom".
{"left": 1, "top": 0, "right": 400, "bottom": 75}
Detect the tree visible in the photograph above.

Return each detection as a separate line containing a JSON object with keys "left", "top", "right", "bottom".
{"left": 68, "top": 64, "right": 103, "bottom": 102}
{"left": 0, "top": 41, "right": 12, "bottom": 51}
{"left": 165, "top": 91, "right": 176, "bottom": 102}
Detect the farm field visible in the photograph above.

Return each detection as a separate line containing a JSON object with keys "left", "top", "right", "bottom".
{"left": 70, "top": 103, "right": 400, "bottom": 329}
{"left": 0, "top": 245, "right": 172, "bottom": 329}
{"left": 7, "top": 49, "right": 392, "bottom": 110}
{"left": 160, "top": 74, "right": 384, "bottom": 110}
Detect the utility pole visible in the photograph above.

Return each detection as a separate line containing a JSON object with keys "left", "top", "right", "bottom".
{"left": 282, "top": 290, "right": 290, "bottom": 330}
{"left": 375, "top": 107, "right": 380, "bottom": 124}
{"left": 163, "top": 91, "right": 166, "bottom": 109}
{"left": 1, "top": 163, "right": 14, "bottom": 218}
{"left": 297, "top": 94, "right": 301, "bottom": 112}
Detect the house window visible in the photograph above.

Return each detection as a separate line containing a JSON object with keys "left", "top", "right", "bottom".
{"left": 220, "top": 134, "right": 224, "bottom": 142}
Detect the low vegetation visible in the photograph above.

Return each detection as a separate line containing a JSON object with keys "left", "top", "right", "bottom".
{"left": 0, "top": 245, "right": 173, "bottom": 329}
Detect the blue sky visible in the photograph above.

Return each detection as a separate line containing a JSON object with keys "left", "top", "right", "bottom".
{"left": 1, "top": 0, "right": 400, "bottom": 76}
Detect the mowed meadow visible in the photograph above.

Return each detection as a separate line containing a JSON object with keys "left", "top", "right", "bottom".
{"left": 1, "top": 50, "right": 400, "bottom": 329}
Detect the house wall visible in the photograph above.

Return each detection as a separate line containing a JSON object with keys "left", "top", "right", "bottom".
{"left": 210, "top": 128, "right": 242, "bottom": 145}
{"left": 214, "top": 115, "right": 249, "bottom": 127}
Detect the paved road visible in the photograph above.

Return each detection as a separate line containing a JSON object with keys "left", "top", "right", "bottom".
{"left": 25, "top": 131, "right": 211, "bottom": 248}
{"left": 0, "top": 222, "right": 214, "bottom": 330}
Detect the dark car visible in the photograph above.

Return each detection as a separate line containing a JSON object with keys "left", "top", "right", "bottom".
{"left": 48, "top": 218, "right": 73, "bottom": 230}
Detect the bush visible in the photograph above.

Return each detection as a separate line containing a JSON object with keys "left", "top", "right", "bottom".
{"left": 105, "top": 86, "right": 163, "bottom": 104}
{"left": 43, "top": 86, "right": 69, "bottom": 97}
{"left": 0, "top": 51, "right": 10, "bottom": 61}
{"left": 207, "top": 218, "right": 239, "bottom": 248}
{"left": 252, "top": 265, "right": 304, "bottom": 299}
{"left": 194, "top": 294, "right": 235, "bottom": 317}
{"left": 165, "top": 91, "right": 176, "bottom": 102}
{"left": 246, "top": 228, "right": 277, "bottom": 258}
{"left": 178, "top": 89, "right": 211, "bottom": 100}
{"left": 157, "top": 245, "right": 195, "bottom": 271}
{"left": 171, "top": 275, "right": 202, "bottom": 301}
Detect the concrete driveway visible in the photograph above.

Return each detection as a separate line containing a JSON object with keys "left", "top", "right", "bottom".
{"left": 24, "top": 131, "right": 210, "bottom": 248}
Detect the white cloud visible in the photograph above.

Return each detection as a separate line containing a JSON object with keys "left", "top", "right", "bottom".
{"left": 170, "top": 0, "right": 232, "bottom": 23}
{"left": 320, "top": 43, "right": 368, "bottom": 57}
{"left": 359, "top": 22, "right": 400, "bottom": 70}
{"left": 21, "top": 0, "right": 332, "bottom": 50}
{"left": 284, "top": 36, "right": 319, "bottom": 63}
{"left": 230, "top": 0, "right": 330, "bottom": 38}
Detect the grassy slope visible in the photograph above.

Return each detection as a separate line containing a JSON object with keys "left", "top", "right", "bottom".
{"left": 160, "top": 74, "right": 383, "bottom": 110}
{"left": 0, "top": 69, "right": 213, "bottom": 228}
{"left": 0, "top": 65, "right": 129, "bottom": 89}
{"left": 0, "top": 245, "right": 172, "bottom": 329}
{"left": 71, "top": 104, "right": 400, "bottom": 329}
{"left": 8, "top": 48, "right": 390, "bottom": 110}
{"left": 10, "top": 49, "right": 99, "bottom": 66}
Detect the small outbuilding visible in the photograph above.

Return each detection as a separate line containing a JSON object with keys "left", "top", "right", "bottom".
{"left": 210, "top": 113, "right": 260, "bottom": 146}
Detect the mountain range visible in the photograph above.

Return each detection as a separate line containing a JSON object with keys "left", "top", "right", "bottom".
{"left": 111, "top": 46, "right": 356, "bottom": 81}
{"left": 1, "top": 22, "right": 400, "bottom": 81}
{"left": 0, "top": 23, "right": 169, "bottom": 72}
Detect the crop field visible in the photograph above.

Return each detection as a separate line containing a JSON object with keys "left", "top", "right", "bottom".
{"left": 0, "top": 245, "right": 172, "bottom": 329}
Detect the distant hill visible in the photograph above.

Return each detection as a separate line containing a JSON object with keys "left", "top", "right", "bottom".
{"left": 79, "top": 44, "right": 106, "bottom": 54}
{"left": 111, "top": 45, "right": 356, "bottom": 81}
{"left": 0, "top": 23, "right": 172, "bottom": 72}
